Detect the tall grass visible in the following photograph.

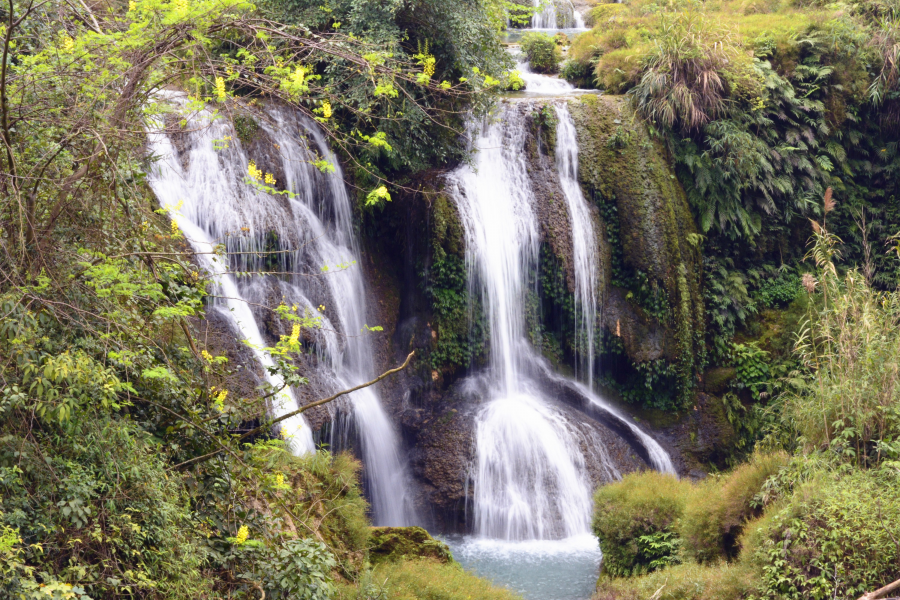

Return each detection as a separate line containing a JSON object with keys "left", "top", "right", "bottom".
{"left": 630, "top": 9, "right": 737, "bottom": 133}
{"left": 786, "top": 211, "right": 900, "bottom": 466}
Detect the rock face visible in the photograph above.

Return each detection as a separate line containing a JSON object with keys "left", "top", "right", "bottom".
{"left": 203, "top": 102, "right": 714, "bottom": 534}
{"left": 569, "top": 95, "right": 705, "bottom": 406}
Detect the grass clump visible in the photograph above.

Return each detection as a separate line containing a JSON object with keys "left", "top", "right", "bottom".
{"left": 679, "top": 451, "right": 788, "bottom": 563}
{"left": 594, "top": 560, "right": 757, "bottom": 600}
{"left": 592, "top": 472, "right": 692, "bottom": 576}
{"left": 520, "top": 32, "right": 562, "bottom": 73}
{"left": 361, "top": 559, "right": 521, "bottom": 600}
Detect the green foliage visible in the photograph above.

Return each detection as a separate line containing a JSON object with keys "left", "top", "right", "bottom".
{"left": 594, "top": 560, "right": 757, "bottom": 600}
{"left": 592, "top": 472, "right": 692, "bottom": 577}
{"left": 426, "top": 254, "right": 487, "bottom": 373}
{"left": 754, "top": 468, "right": 900, "bottom": 600}
{"left": 368, "top": 526, "right": 454, "bottom": 565}
{"left": 630, "top": 8, "right": 737, "bottom": 133}
{"left": 679, "top": 452, "right": 788, "bottom": 563}
{"left": 755, "top": 271, "right": 799, "bottom": 308}
{"left": 241, "top": 538, "right": 337, "bottom": 600}
{"left": 636, "top": 529, "right": 683, "bottom": 571}
{"left": 786, "top": 223, "right": 900, "bottom": 466}
{"left": 256, "top": 0, "right": 513, "bottom": 176}
{"left": 0, "top": 417, "right": 209, "bottom": 598}
{"left": 731, "top": 342, "right": 770, "bottom": 399}
{"left": 520, "top": 32, "right": 562, "bottom": 74}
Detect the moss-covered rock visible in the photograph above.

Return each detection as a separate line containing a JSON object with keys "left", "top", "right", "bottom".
{"left": 569, "top": 95, "right": 705, "bottom": 408}
{"left": 703, "top": 367, "right": 737, "bottom": 394}
{"left": 368, "top": 526, "right": 455, "bottom": 565}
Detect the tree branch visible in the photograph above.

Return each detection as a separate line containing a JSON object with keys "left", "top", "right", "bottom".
{"left": 239, "top": 350, "right": 415, "bottom": 442}
{"left": 172, "top": 352, "right": 414, "bottom": 470}
{"left": 858, "top": 578, "right": 900, "bottom": 600}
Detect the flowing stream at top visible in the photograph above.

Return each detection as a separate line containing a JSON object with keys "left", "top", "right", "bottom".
{"left": 531, "top": 0, "right": 585, "bottom": 29}
{"left": 147, "top": 94, "right": 414, "bottom": 526}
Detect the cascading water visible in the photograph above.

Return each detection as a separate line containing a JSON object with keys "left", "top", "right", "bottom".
{"left": 554, "top": 105, "right": 598, "bottom": 389}
{"left": 447, "top": 99, "right": 675, "bottom": 534}
{"left": 530, "top": 0, "right": 585, "bottom": 29}
{"left": 449, "top": 105, "right": 595, "bottom": 541}
{"left": 146, "top": 94, "right": 415, "bottom": 526}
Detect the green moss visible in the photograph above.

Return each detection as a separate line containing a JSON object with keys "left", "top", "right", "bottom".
{"left": 426, "top": 194, "right": 487, "bottom": 375}
{"left": 704, "top": 367, "right": 737, "bottom": 394}
{"left": 368, "top": 526, "right": 454, "bottom": 565}
{"left": 593, "top": 472, "right": 693, "bottom": 577}
{"left": 569, "top": 95, "right": 705, "bottom": 408}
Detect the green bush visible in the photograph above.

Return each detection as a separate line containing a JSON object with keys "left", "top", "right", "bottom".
{"left": 520, "top": 32, "right": 562, "bottom": 74}
{"left": 679, "top": 452, "right": 788, "bottom": 563}
{"left": 243, "top": 538, "right": 337, "bottom": 600}
{"left": 592, "top": 472, "right": 692, "bottom": 577}
{"left": 752, "top": 469, "right": 900, "bottom": 600}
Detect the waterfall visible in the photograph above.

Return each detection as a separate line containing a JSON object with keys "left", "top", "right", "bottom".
{"left": 146, "top": 93, "right": 415, "bottom": 526}
{"left": 449, "top": 104, "right": 594, "bottom": 541}
{"left": 531, "top": 0, "right": 557, "bottom": 28}
{"left": 530, "top": 0, "right": 585, "bottom": 29}
{"left": 448, "top": 100, "right": 675, "bottom": 541}
{"left": 554, "top": 105, "right": 598, "bottom": 389}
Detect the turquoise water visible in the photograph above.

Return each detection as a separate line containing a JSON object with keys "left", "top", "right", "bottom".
{"left": 442, "top": 534, "right": 602, "bottom": 600}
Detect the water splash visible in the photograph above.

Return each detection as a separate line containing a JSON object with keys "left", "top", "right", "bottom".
{"left": 147, "top": 94, "right": 415, "bottom": 525}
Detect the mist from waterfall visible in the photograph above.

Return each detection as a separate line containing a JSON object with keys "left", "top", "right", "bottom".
{"left": 146, "top": 94, "right": 415, "bottom": 526}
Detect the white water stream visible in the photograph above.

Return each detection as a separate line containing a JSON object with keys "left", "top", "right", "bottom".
{"left": 147, "top": 95, "right": 414, "bottom": 525}
{"left": 531, "top": 0, "right": 585, "bottom": 29}
{"left": 555, "top": 105, "right": 598, "bottom": 388}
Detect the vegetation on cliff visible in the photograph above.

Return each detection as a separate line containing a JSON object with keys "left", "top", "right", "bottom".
{"left": 591, "top": 217, "right": 900, "bottom": 599}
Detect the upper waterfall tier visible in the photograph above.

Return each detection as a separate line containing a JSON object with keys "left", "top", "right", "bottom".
{"left": 147, "top": 94, "right": 415, "bottom": 526}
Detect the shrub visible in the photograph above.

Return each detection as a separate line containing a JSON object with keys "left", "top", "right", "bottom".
{"left": 520, "top": 32, "right": 562, "bottom": 74}
{"left": 592, "top": 472, "right": 692, "bottom": 577}
{"left": 242, "top": 538, "right": 337, "bottom": 600}
{"left": 679, "top": 452, "right": 789, "bottom": 563}
{"left": 594, "top": 560, "right": 757, "bottom": 600}
{"left": 586, "top": 2, "right": 628, "bottom": 27}
{"left": 594, "top": 46, "right": 646, "bottom": 92}
{"left": 752, "top": 469, "right": 900, "bottom": 600}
